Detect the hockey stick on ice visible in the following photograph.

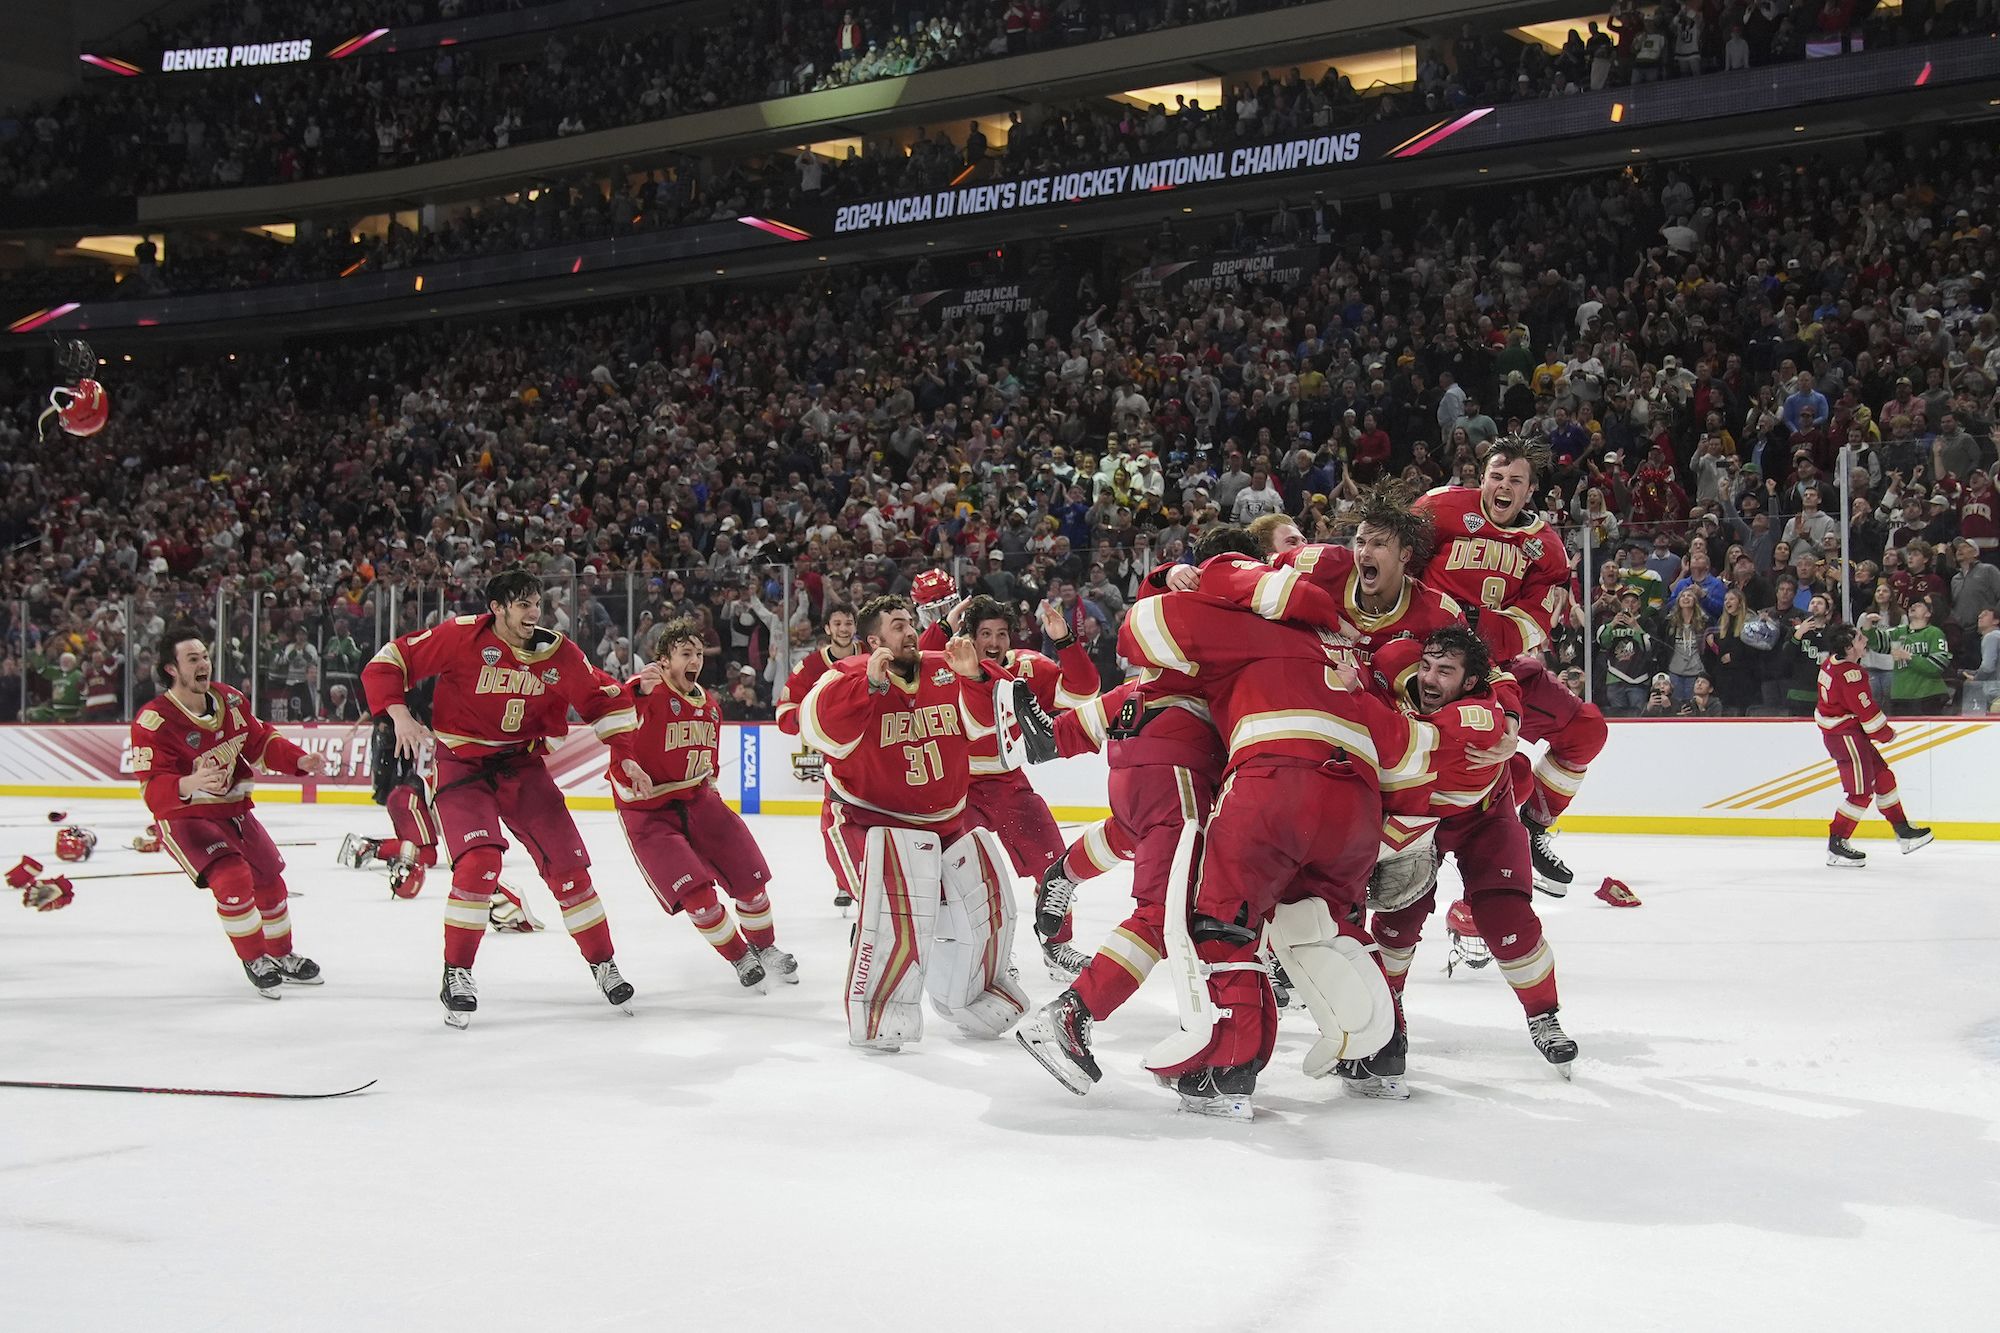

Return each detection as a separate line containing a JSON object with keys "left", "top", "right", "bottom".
{"left": 0, "top": 1078, "right": 376, "bottom": 1100}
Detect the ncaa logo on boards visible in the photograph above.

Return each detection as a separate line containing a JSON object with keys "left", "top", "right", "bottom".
{"left": 739, "top": 727, "right": 761, "bottom": 815}
{"left": 482, "top": 647, "right": 503, "bottom": 665}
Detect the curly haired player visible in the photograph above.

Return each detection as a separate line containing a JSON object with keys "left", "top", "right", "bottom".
{"left": 362, "top": 569, "right": 640, "bottom": 1028}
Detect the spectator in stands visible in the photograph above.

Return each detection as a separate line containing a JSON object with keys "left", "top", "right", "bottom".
{"left": 1870, "top": 598, "right": 1953, "bottom": 714}
{"left": 1963, "top": 608, "right": 2000, "bottom": 715}
{"left": 1662, "top": 586, "right": 1711, "bottom": 704}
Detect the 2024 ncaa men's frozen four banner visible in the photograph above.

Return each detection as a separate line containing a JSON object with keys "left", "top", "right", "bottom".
{"left": 2, "top": 719, "right": 1995, "bottom": 839}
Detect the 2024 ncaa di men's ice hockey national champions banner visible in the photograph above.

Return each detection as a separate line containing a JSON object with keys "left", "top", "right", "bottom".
{"left": 2, "top": 719, "right": 1996, "bottom": 840}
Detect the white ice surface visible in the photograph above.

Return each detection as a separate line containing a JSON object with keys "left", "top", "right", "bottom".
{"left": 2, "top": 796, "right": 1997, "bottom": 1331}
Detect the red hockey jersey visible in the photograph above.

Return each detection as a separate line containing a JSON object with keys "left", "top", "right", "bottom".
{"left": 1815, "top": 659, "right": 1893, "bottom": 744}
{"left": 361, "top": 615, "right": 636, "bottom": 758}
{"left": 130, "top": 683, "right": 311, "bottom": 820}
{"left": 1119, "top": 593, "right": 1432, "bottom": 792}
{"left": 1416, "top": 486, "right": 1571, "bottom": 659}
{"left": 1368, "top": 637, "right": 1512, "bottom": 854}
{"left": 797, "top": 652, "right": 985, "bottom": 827}
{"left": 775, "top": 642, "right": 867, "bottom": 736}
{"left": 607, "top": 680, "right": 722, "bottom": 810}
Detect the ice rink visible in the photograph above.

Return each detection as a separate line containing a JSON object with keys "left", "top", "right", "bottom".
{"left": 3, "top": 795, "right": 1997, "bottom": 1331}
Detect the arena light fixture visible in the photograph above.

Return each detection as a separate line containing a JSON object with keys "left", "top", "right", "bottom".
{"left": 8, "top": 303, "right": 79, "bottom": 334}
{"left": 79, "top": 54, "right": 144, "bottom": 76}
{"left": 737, "top": 217, "right": 811, "bottom": 241}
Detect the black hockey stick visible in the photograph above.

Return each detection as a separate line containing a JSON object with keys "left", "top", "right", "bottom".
{"left": 0, "top": 1078, "right": 376, "bottom": 1100}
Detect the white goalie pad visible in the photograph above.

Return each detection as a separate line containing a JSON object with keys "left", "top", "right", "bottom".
{"left": 1266, "top": 898, "right": 1394, "bottom": 1078}
{"left": 1144, "top": 820, "right": 1221, "bottom": 1075}
{"left": 848, "top": 826, "right": 944, "bottom": 1050}
{"left": 1366, "top": 845, "right": 1440, "bottom": 914}
{"left": 927, "top": 827, "right": 1028, "bottom": 1037}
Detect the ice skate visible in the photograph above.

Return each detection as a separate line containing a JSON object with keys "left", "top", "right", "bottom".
{"left": 1033, "top": 859, "right": 1077, "bottom": 941}
{"left": 1338, "top": 1028, "right": 1409, "bottom": 1100}
{"left": 337, "top": 833, "right": 379, "bottom": 870}
{"left": 274, "top": 953, "right": 323, "bottom": 985}
{"left": 731, "top": 951, "right": 768, "bottom": 991}
{"left": 1010, "top": 680, "right": 1060, "bottom": 764}
{"left": 757, "top": 945, "right": 800, "bottom": 985}
{"left": 1041, "top": 939, "right": 1091, "bottom": 983}
{"left": 833, "top": 888, "right": 854, "bottom": 910}
{"left": 1527, "top": 1007, "right": 1578, "bottom": 1078}
{"left": 1173, "top": 1065, "right": 1256, "bottom": 1121}
{"left": 1524, "top": 820, "right": 1573, "bottom": 897}
{"left": 1826, "top": 835, "right": 1867, "bottom": 868}
{"left": 592, "top": 958, "right": 635, "bottom": 1011}
{"left": 441, "top": 965, "right": 477, "bottom": 1028}
{"left": 1893, "top": 823, "right": 1934, "bottom": 854}
{"left": 1014, "top": 989, "right": 1101, "bottom": 1095}
{"left": 244, "top": 955, "right": 284, "bottom": 999}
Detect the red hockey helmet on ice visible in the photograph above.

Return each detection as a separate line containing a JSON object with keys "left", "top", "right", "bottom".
{"left": 54, "top": 826, "right": 99, "bottom": 862}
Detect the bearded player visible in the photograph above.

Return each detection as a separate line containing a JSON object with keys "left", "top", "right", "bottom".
{"left": 798, "top": 594, "right": 1028, "bottom": 1051}
{"left": 1416, "top": 438, "right": 1606, "bottom": 895}
{"left": 131, "top": 627, "right": 330, "bottom": 996}
{"left": 1358, "top": 627, "right": 1579, "bottom": 1086}
{"left": 775, "top": 604, "right": 866, "bottom": 908}
{"left": 610, "top": 617, "right": 798, "bottom": 990}
{"left": 362, "top": 569, "right": 640, "bottom": 1028}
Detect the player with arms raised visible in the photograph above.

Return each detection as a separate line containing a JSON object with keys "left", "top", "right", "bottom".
{"left": 1417, "top": 438, "right": 1607, "bottom": 894}
{"left": 939, "top": 594, "right": 1099, "bottom": 978}
{"left": 798, "top": 594, "right": 1028, "bottom": 1051}
{"left": 611, "top": 617, "right": 798, "bottom": 989}
{"left": 131, "top": 627, "right": 330, "bottom": 996}
{"left": 362, "top": 569, "right": 640, "bottom": 1028}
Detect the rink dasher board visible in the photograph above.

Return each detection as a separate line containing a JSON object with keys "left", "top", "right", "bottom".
{"left": 1, "top": 717, "right": 1995, "bottom": 840}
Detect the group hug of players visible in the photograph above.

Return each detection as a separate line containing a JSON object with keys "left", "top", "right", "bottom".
{"left": 121, "top": 436, "right": 1929, "bottom": 1116}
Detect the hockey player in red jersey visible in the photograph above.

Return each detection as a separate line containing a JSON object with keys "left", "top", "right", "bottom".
{"left": 1361, "top": 627, "right": 1580, "bottom": 1084}
{"left": 610, "top": 617, "right": 797, "bottom": 990}
{"left": 1816, "top": 624, "right": 1934, "bottom": 867}
{"left": 775, "top": 605, "right": 866, "bottom": 908}
{"left": 1094, "top": 564, "right": 1430, "bottom": 1118}
{"left": 361, "top": 569, "right": 640, "bottom": 1028}
{"left": 1417, "top": 437, "right": 1605, "bottom": 895}
{"left": 936, "top": 595, "right": 1099, "bottom": 979}
{"left": 131, "top": 627, "right": 330, "bottom": 996}
{"left": 799, "top": 594, "right": 1029, "bottom": 1050}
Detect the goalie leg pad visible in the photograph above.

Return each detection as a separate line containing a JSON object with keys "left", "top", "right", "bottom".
{"left": 927, "top": 828, "right": 1028, "bottom": 1038}
{"left": 847, "top": 826, "right": 943, "bottom": 1050}
{"left": 1267, "top": 898, "right": 1394, "bottom": 1077}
